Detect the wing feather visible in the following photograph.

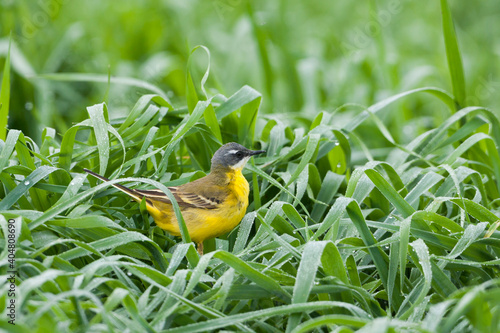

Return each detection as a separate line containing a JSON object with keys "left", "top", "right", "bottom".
{"left": 135, "top": 188, "right": 221, "bottom": 209}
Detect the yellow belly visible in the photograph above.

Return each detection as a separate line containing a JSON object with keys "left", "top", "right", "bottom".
{"left": 151, "top": 170, "right": 249, "bottom": 243}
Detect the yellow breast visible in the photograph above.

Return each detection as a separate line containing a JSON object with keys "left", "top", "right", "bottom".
{"left": 227, "top": 168, "right": 250, "bottom": 211}
{"left": 152, "top": 169, "right": 250, "bottom": 243}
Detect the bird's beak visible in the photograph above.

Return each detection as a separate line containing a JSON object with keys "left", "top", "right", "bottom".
{"left": 249, "top": 150, "right": 266, "bottom": 156}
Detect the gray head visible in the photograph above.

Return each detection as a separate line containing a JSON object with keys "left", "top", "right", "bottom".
{"left": 211, "top": 142, "right": 265, "bottom": 171}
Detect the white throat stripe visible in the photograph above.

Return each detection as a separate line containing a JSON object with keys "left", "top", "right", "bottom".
{"left": 230, "top": 156, "right": 251, "bottom": 169}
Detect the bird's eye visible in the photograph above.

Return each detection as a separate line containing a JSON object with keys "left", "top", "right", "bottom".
{"left": 235, "top": 151, "right": 244, "bottom": 158}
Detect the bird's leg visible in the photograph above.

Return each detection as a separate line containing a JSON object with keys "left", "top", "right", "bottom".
{"left": 197, "top": 242, "right": 204, "bottom": 255}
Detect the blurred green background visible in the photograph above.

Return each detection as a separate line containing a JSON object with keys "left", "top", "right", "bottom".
{"left": 1, "top": 0, "right": 499, "bottom": 140}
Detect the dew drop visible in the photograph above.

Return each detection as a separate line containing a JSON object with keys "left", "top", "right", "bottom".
{"left": 25, "top": 102, "right": 33, "bottom": 111}
{"left": 127, "top": 271, "right": 132, "bottom": 276}
{"left": 24, "top": 180, "right": 30, "bottom": 186}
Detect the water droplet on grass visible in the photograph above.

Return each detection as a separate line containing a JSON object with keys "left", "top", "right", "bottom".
{"left": 24, "top": 180, "right": 30, "bottom": 186}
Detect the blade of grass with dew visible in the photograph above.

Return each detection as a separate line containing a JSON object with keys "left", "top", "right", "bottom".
{"left": 14, "top": 133, "right": 51, "bottom": 210}
{"left": 287, "top": 241, "right": 328, "bottom": 331}
{"left": 345, "top": 198, "right": 404, "bottom": 309}
{"left": 87, "top": 103, "right": 110, "bottom": 176}
{"left": 163, "top": 301, "right": 368, "bottom": 333}
{"left": 0, "top": 165, "right": 57, "bottom": 210}
{"left": 344, "top": 87, "right": 455, "bottom": 133}
{"left": 0, "top": 36, "right": 11, "bottom": 141}
{"left": 0, "top": 129, "right": 20, "bottom": 171}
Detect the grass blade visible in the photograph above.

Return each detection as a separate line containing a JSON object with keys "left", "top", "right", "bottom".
{"left": 440, "top": 0, "right": 466, "bottom": 109}
{"left": 0, "top": 36, "right": 11, "bottom": 141}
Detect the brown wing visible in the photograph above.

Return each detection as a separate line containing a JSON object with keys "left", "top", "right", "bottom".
{"left": 134, "top": 188, "right": 222, "bottom": 209}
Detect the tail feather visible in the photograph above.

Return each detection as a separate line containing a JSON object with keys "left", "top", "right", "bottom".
{"left": 83, "top": 168, "right": 144, "bottom": 202}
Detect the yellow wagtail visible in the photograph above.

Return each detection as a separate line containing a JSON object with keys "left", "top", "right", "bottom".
{"left": 84, "top": 142, "right": 265, "bottom": 255}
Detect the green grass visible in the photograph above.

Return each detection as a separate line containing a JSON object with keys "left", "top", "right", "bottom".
{"left": 0, "top": 35, "right": 10, "bottom": 141}
{"left": 1, "top": 0, "right": 500, "bottom": 332}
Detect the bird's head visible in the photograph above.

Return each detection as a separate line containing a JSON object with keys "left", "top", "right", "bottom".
{"left": 211, "top": 142, "right": 266, "bottom": 171}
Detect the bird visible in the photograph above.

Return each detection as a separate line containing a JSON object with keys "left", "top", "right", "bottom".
{"left": 84, "top": 142, "right": 265, "bottom": 255}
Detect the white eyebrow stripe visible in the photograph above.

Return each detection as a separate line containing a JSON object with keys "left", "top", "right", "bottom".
{"left": 227, "top": 149, "right": 240, "bottom": 154}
